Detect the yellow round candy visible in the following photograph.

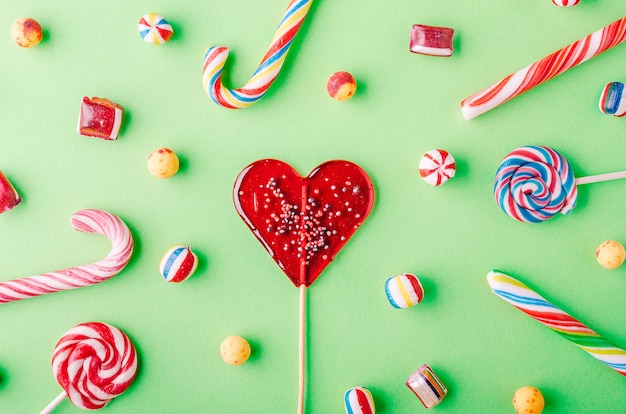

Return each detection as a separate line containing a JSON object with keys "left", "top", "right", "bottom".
{"left": 147, "top": 148, "right": 179, "bottom": 178}
{"left": 11, "top": 18, "right": 43, "bottom": 48}
{"left": 220, "top": 335, "right": 251, "bottom": 366}
{"left": 513, "top": 386, "right": 544, "bottom": 414}
{"left": 596, "top": 240, "right": 626, "bottom": 269}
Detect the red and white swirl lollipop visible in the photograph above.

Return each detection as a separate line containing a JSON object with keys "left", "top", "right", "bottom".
{"left": 495, "top": 146, "right": 626, "bottom": 223}
{"left": 41, "top": 322, "right": 138, "bottom": 412}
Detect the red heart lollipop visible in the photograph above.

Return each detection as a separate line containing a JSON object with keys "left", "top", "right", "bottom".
{"left": 234, "top": 159, "right": 374, "bottom": 413}
{"left": 234, "top": 159, "right": 375, "bottom": 287}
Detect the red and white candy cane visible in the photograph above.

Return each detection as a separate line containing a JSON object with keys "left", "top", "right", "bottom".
{"left": 461, "top": 16, "right": 626, "bottom": 120}
{"left": 41, "top": 322, "right": 138, "bottom": 412}
{"left": 202, "top": 0, "right": 313, "bottom": 109}
{"left": 0, "top": 209, "right": 133, "bottom": 303}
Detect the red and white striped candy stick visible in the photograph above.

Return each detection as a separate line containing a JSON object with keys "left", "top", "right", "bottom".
{"left": 202, "top": 0, "right": 313, "bottom": 109}
{"left": 461, "top": 16, "right": 626, "bottom": 120}
{"left": 41, "top": 322, "right": 138, "bottom": 412}
{"left": 0, "top": 209, "right": 133, "bottom": 303}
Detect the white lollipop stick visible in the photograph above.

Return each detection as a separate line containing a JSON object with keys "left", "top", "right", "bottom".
{"left": 298, "top": 284, "right": 307, "bottom": 414}
{"left": 575, "top": 171, "right": 626, "bottom": 185}
{"left": 40, "top": 391, "right": 66, "bottom": 414}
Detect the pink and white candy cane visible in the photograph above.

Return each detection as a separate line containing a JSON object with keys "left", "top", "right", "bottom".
{"left": 0, "top": 209, "right": 133, "bottom": 303}
{"left": 202, "top": 0, "right": 313, "bottom": 109}
{"left": 41, "top": 322, "right": 138, "bottom": 412}
{"left": 461, "top": 16, "right": 626, "bottom": 120}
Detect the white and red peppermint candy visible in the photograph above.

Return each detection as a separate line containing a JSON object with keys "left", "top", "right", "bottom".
{"left": 51, "top": 322, "right": 138, "bottom": 410}
{"left": 419, "top": 149, "right": 456, "bottom": 186}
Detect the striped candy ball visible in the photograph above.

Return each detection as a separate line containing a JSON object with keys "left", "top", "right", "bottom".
{"left": 419, "top": 149, "right": 456, "bottom": 186}
{"left": 344, "top": 386, "right": 375, "bottom": 414}
{"left": 160, "top": 245, "right": 198, "bottom": 283}
{"left": 494, "top": 146, "right": 577, "bottom": 223}
{"left": 599, "top": 82, "right": 626, "bottom": 117}
{"left": 385, "top": 273, "right": 424, "bottom": 308}
{"left": 552, "top": 0, "right": 580, "bottom": 6}
{"left": 138, "top": 13, "right": 173, "bottom": 45}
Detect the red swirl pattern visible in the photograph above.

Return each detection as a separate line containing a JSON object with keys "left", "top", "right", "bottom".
{"left": 51, "top": 322, "right": 138, "bottom": 410}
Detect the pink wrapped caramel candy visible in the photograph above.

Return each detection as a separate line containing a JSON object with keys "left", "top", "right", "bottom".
{"left": 0, "top": 172, "right": 21, "bottom": 214}
{"left": 77, "top": 97, "right": 124, "bottom": 140}
{"left": 410, "top": 24, "right": 454, "bottom": 57}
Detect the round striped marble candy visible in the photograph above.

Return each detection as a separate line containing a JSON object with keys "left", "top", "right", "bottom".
{"left": 385, "top": 273, "right": 424, "bottom": 308}
{"left": 138, "top": 13, "right": 173, "bottom": 45}
{"left": 552, "top": 0, "right": 580, "bottom": 6}
{"left": 419, "top": 149, "right": 456, "bottom": 186}
{"left": 344, "top": 386, "right": 375, "bottom": 414}
{"left": 159, "top": 245, "right": 198, "bottom": 283}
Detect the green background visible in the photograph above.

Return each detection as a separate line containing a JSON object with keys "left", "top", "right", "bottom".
{"left": 1, "top": 1, "right": 626, "bottom": 412}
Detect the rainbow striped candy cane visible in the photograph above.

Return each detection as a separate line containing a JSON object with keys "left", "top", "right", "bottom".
{"left": 487, "top": 270, "right": 626, "bottom": 376}
{"left": 202, "top": 0, "right": 313, "bottom": 109}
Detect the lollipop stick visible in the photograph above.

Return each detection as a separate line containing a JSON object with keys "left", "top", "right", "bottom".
{"left": 297, "top": 284, "right": 307, "bottom": 414}
{"left": 575, "top": 171, "right": 626, "bottom": 185}
{"left": 40, "top": 391, "right": 67, "bottom": 414}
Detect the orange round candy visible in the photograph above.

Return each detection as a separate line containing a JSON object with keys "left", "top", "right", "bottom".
{"left": 147, "top": 148, "right": 179, "bottom": 178}
{"left": 327, "top": 71, "right": 357, "bottom": 101}
{"left": 596, "top": 240, "right": 626, "bottom": 269}
{"left": 513, "top": 386, "right": 544, "bottom": 414}
{"left": 11, "top": 18, "right": 43, "bottom": 48}
{"left": 220, "top": 335, "right": 251, "bottom": 366}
